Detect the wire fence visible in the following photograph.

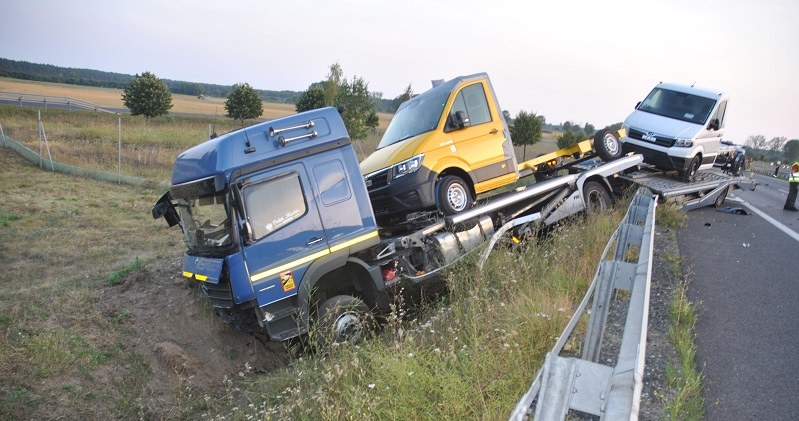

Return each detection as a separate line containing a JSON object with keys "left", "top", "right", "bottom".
{"left": 0, "top": 91, "right": 116, "bottom": 113}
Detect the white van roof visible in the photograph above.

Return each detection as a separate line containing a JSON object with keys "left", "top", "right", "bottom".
{"left": 656, "top": 82, "right": 725, "bottom": 100}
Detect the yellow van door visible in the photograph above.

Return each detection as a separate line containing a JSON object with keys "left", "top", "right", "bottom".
{"left": 448, "top": 81, "right": 517, "bottom": 193}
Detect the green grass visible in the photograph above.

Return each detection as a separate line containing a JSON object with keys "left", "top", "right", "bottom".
{"left": 106, "top": 258, "right": 144, "bottom": 286}
{"left": 178, "top": 209, "right": 627, "bottom": 419}
{"left": 657, "top": 203, "right": 687, "bottom": 229}
{"left": 662, "top": 250, "right": 705, "bottom": 419}
{"left": 0, "top": 212, "right": 22, "bottom": 227}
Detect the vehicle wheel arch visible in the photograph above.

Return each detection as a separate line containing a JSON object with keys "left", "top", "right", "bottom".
{"left": 578, "top": 175, "right": 614, "bottom": 204}
{"left": 435, "top": 167, "right": 476, "bottom": 214}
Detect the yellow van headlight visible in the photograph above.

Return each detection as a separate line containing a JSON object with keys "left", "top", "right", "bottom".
{"left": 392, "top": 154, "right": 424, "bottom": 179}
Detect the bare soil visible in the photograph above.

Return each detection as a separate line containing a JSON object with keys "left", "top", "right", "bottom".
{"left": 100, "top": 257, "right": 289, "bottom": 416}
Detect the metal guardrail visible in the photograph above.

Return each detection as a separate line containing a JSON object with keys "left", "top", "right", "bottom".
{"left": 0, "top": 91, "right": 115, "bottom": 113}
{"left": 510, "top": 188, "right": 658, "bottom": 420}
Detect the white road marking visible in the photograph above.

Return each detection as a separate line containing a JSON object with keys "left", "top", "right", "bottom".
{"left": 727, "top": 196, "right": 799, "bottom": 243}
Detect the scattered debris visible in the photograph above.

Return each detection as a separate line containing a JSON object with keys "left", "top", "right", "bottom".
{"left": 716, "top": 207, "right": 749, "bottom": 215}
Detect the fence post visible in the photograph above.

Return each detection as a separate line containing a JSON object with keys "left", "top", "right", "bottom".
{"left": 118, "top": 115, "right": 122, "bottom": 184}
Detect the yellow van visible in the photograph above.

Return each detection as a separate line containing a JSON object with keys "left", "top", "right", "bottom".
{"left": 360, "top": 73, "right": 519, "bottom": 222}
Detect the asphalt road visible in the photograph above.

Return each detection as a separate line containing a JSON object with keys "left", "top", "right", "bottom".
{"left": 679, "top": 172, "right": 799, "bottom": 419}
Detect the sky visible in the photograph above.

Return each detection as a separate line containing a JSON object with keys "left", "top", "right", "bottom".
{"left": 2, "top": 0, "right": 798, "bottom": 143}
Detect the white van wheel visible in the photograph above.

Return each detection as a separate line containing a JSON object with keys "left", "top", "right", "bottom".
{"left": 680, "top": 156, "right": 701, "bottom": 182}
{"left": 594, "top": 130, "right": 622, "bottom": 162}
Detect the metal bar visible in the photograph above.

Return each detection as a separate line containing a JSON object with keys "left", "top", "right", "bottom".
{"left": 268, "top": 120, "right": 314, "bottom": 137}
{"left": 509, "top": 188, "right": 658, "bottom": 421}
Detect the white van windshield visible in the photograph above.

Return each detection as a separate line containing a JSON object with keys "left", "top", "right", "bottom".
{"left": 638, "top": 88, "right": 716, "bottom": 125}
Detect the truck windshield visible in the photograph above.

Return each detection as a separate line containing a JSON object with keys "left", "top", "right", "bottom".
{"left": 637, "top": 88, "right": 716, "bottom": 125}
{"left": 378, "top": 92, "right": 449, "bottom": 149}
{"left": 175, "top": 193, "right": 232, "bottom": 253}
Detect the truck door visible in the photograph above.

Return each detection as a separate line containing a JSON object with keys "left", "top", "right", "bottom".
{"left": 237, "top": 162, "right": 328, "bottom": 308}
{"left": 448, "top": 81, "right": 517, "bottom": 190}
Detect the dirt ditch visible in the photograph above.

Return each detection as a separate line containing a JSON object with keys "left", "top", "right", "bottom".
{"left": 101, "top": 257, "right": 289, "bottom": 414}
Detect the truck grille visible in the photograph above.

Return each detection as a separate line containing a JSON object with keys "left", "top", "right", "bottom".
{"left": 628, "top": 128, "right": 676, "bottom": 147}
{"left": 365, "top": 169, "right": 390, "bottom": 190}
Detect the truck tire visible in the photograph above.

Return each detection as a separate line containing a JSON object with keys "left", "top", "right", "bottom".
{"left": 594, "top": 130, "right": 622, "bottom": 162}
{"left": 680, "top": 155, "right": 701, "bottom": 182}
{"left": 315, "top": 295, "right": 371, "bottom": 348}
{"left": 437, "top": 175, "right": 473, "bottom": 215}
{"left": 583, "top": 181, "right": 612, "bottom": 214}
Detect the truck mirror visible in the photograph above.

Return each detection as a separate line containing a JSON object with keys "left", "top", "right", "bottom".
{"left": 708, "top": 118, "right": 720, "bottom": 131}
{"left": 451, "top": 111, "right": 471, "bottom": 130}
{"left": 152, "top": 192, "right": 180, "bottom": 227}
{"left": 635, "top": 101, "right": 641, "bottom": 109}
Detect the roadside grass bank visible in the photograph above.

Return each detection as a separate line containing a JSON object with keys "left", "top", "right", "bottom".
{"left": 179, "top": 209, "right": 629, "bottom": 419}
{"left": 656, "top": 204, "right": 705, "bottom": 419}
{"left": 0, "top": 148, "right": 182, "bottom": 419}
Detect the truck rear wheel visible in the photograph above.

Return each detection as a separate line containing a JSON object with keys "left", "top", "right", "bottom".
{"left": 315, "top": 295, "right": 371, "bottom": 348}
{"left": 437, "top": 175, "right": 473, "bottom": 215}
{"left": 583, "top": 181, "right": 612, "bottom": 214}
{"left": 594, "top": 130, "right": 622, "bottom": 162}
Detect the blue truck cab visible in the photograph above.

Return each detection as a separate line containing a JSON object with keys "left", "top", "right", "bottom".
{"left": 153, "top": 107, "right": 390, "bottom": 342}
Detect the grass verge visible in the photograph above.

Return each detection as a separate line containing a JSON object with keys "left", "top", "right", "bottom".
{"left": 660, "top": 205, "right": 705, "bottom": 419}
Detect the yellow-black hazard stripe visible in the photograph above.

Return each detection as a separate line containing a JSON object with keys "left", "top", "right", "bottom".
{"left": 249, "top": 230, "right": 378, "bottom": 283}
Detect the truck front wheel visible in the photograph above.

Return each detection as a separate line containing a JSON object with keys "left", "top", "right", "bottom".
{"left": 315, "top": 295, "right": 371, "bottom": 347}
{"left": 437, "top": 175, "right": 473, "bottom": 215}
{"left": 583, "top": 181, "right": 613, "bottom": 214}
{"left": 594, "top": 130, "right": 622, "bottom": 162}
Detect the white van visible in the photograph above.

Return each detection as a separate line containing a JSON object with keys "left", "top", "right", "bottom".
{"left": 620, "top": 82, "right": 728, "bottom": 181}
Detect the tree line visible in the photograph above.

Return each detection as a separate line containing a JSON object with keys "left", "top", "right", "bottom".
{"left": 744, "top": 135, "right": 799, "bottom": 163}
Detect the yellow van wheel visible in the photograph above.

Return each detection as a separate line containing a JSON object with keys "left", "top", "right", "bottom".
{"left": 437, "top": 175, "right": 473, "bottom": 215}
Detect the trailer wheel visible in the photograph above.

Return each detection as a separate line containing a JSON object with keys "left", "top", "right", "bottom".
{"left": 713, "top": 185, "right": 731, "bottom": 208}
{"left": 681, "top": 156, "right": 701, "bottom": 182}
{"left": 437, "top": 175, "right": 473, "bottom": 215}
{"left": 594, "top": 130, "right": 622, "bottom": 162}
{"left": 315, "top": 295, "right": 371, "bottom": 348}
{"left": 730, "top": 152, "right": 744, "bottom": 176}
{"left": 583, "top": 181, "right": 613, "bottom": 214}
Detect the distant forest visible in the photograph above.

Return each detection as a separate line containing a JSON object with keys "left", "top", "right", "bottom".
{"left": 0, "top": 57, "right": 396, "bottom": 111}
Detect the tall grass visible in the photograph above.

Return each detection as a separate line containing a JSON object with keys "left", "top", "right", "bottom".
{"left": 180, "top": 210, "right": 626, "bottom": 419}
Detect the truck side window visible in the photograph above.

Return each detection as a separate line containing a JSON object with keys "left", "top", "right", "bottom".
{"left": 313, "top": 160, "right": 351, "bottom": 205}
{"left": 450, "top": 83, "right": 492, "bottom": 126}
{"left": 242, "top": 172, "right": 307, "bottom": 240}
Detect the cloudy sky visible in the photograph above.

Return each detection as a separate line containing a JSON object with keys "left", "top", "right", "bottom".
{"left": 2, "top": 0, "right": 798, "bottom": 142}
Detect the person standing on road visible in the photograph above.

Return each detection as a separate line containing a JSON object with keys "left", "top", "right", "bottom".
{"left": 774, "top": 161, "right": 781, "bottom": 177}
{"left": 784, "top": 161, "right": 799, "bottom": 211}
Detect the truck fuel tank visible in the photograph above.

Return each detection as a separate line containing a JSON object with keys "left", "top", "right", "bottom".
{"left": 432, "top": 216, "right": 494, "bottom": 265}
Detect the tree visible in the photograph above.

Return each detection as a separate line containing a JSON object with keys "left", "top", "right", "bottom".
{"left": 745, "top": 134, "right": 767, "bottom": 149}
{"left": 324, "top": 62, "right": 343, "bottom": 106}
{"left": 336, "top": 75, "right": 377, "bottom": 140}
{"left": 122, "top": 71, "right": 172, "bottom": 123}
{"left": 583, "top": 123, "right": 596, "bottom": 137}
{"left": 557, "top": 130, "right": 584, "bottom": 149}
{"left": 391, "top": 84, "right": 413, "bottom": 112}
{"left": 784, "top": 139, "right": 799, "bottom": 162}
{"left": 295, "top": 87, "right": 325, "bottom": 112}
{"left": 767, "top": 136, "right": 787, "bottom": 152}
{"left": 225, "top": 83, "right": 263, "bottom": 126}
{"left": 510, "top": 110, "right": 543, "bottom": 160}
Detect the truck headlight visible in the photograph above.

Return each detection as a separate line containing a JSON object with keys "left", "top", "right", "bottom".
{"left": 392, "top": 154, "right": 424, "bottom": 179}
{"left": 674, "top": 138, "right": 693, "bottom": 147}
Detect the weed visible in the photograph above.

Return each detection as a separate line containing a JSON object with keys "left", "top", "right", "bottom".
{"left": 107, "top": 259, "right": 144, "bottom": 286}
{"left": 663, "top": 268, "right": 705, "bottom": 419}
{"left": 657, "top": 203, "right": 687, "bottom": 228}
{"left": 0, "top": 212, "right": 22, "bottom": 227}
